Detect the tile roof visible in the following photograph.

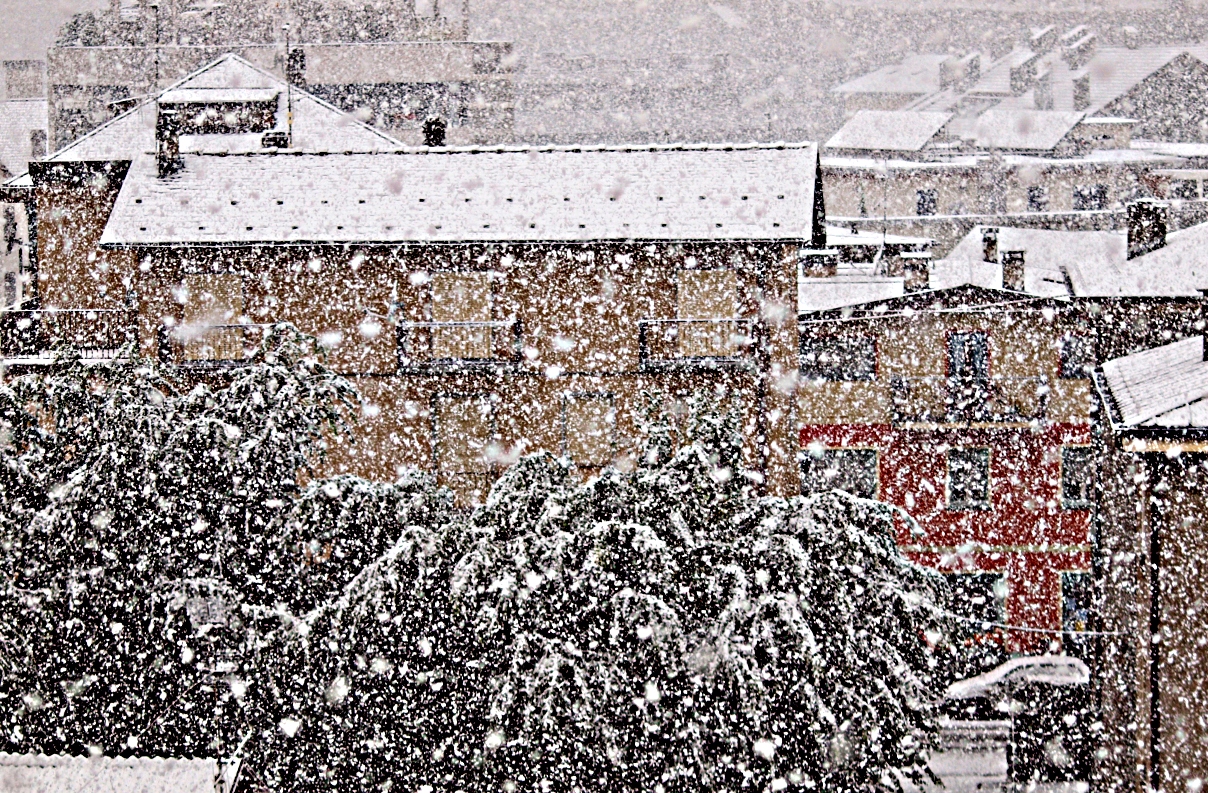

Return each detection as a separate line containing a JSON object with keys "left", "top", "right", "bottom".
{"left": 99, "top": 142, "right": 819, "bottom": 246}
{"left": 47, "top": 54, "right": 399, "bottom": 163}
{"left": 0, "top": 98, "right": 46, "bottom": 178}
{"left": 824, "top": 110, "right": 952, "bottom": 152}
{"left": 1101, "top": 336, "right": 1208, "bottom": 427}
{"left": 831, "top": 54, "right": 952, "bottom": 96}
{"left": 0, "top": 753, "right": 232, "bottom": 793}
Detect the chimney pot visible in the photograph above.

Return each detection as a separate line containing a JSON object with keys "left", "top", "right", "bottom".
{"left": 1002, "top": 249, "right": 1026, "bottom": 291}
{"left": 1127, "top": 199, "right": 1168, "bottom": 259}
{"left": 423, "top": 115, "right": 447, "bottom": 147}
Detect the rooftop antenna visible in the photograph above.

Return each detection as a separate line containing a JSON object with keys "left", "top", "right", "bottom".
{"left": 283, "top": 23, "right": 294, "bottom": 148}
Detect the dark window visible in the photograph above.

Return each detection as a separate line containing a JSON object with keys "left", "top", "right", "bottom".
{"left": 947, "top": 447, "right": 990, "bottom": 510}
{"left": 801, "top": 448, "right": 878, "bottom": 499}
{"left": 1062, "top": 571, "right": 1093, "bottom": 659}
{"left": 1170, "top": 179, "right": 1200, "bottom": 200}
{"left": 948, "top": 332, "right": 988, "bottom": 379}
{"left": 800, "top": 335, "right": 876, "bottom": 381}
{"left": 1060, "top": 335, "right": 1094, "bottom": 379}
{"left": 946, "top": 572, "right": 1006, "bottom": 625}
{"left": 1061, "top": 446, "right": 1094, "bottom": 508}
{"left": 1027, "top": 185, "right": 1049, "bottom": 212}
{"left": 1072, "top": 183, "right": 1109, "bottom": 211}
{"left": 916, "top": 188, "right": 938, "bottom": 216}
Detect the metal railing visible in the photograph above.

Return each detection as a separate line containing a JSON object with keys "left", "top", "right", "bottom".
{"left": 158, "top": 323, "right": 274, "bottom": 366}
{"left": 638, "top": 319, "right": 757, "bottom": 370}
{"left": 890, "top": 375, "right": 1050, "bottom": 425}
{"left": 397, "top": 319, "right": 521, "bottom": 369}
{"left": 0, "top": 309, "right": 137, "bottom": 360}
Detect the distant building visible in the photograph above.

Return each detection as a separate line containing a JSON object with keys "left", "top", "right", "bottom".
{"left": 0, "top": 752, "right": 241, "bottom": 793}
{"left": 46, "top": 0, "right": 513, "bottom": 150}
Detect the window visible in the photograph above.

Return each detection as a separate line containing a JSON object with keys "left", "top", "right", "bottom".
{"left": 562, "top": 394, "right": 615, "bottom": 466}
{"left": 800, "top": 335, "right": 876, "bottom": 381}
{"left": 1061, "top": 446, "right": 1094, "bottom": 508}
{"left": 179, "top": 274, "right": 244, "bottom": 361}
{"left": 916, "top": 188, "right": 938, "bottom": 216}
{"left": 1170, "top": 179, "right": 1200, "bottom": 200}
{"left": 29, "top": 129, "right": 46, "bottom": 159}
{"left": 1026, "top": 185, "right": 1049, "bottom": 212}
{"left": 1061, "top": 571, "right": 1093, "bottom": 658}
{"left": 1072, "top": 183, "right": 1109, "bottom": 211}
{"left": 1060, "top": 335, "right": 1094, "bottom": 379}
{"left": 947, "top": 447, "right": 990, "bottom": 510}
{"left": 946, "top": 572, "right": 1006, "bottom": 625}
{"left": 431, "top": 271, "right": 491, "bottom": 359}
{"left": 948, "top": 332, "right": 988, "bottom": 379}
{"left": 677, "top": 269, "right": 738, "bottom": 357}
{"left": 433, "top": 394, "right": 493, "bottom": 473}
{"left": 801, "top": 448, "right": 878, "bottom": 499}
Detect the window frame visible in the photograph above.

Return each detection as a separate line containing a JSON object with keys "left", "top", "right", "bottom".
{"left": 1060, "top": 445, "right": 1095, "bottom": 509}
{"left": 946, "top": 446, "right": 991, "bottom": 511}
{"left": 1026, "top": 184, "right": 1049, "bottom": 213}
{"left": 947, "top": 331, "right": 989, "bottom": 380}
{"left": 916, "top": 188, "right": 938, "bottom": 216}
{"left": 1059, "top": 334, "right": 1094, "bottom": 380}
{"left": 801, "top": 447, "right": 879, "bottom": 500}
{"left": 1072, "top": 183, "right": 1109, "bottom": 211}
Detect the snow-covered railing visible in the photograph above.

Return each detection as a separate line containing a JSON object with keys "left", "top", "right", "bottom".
{"left": 889, "top": 375, "right": 1050, "bottom": 425}
{"left": 158, "top": 323, "right": 274, "bottom": 366}
{"left": 0, "top": 308, "right": 136, "bottom": 361}
{"left": 638, "top": 318, "right": 757, "bottom": 370}
{"left": 396, "top": 319, "right": 521, "bottom": 370}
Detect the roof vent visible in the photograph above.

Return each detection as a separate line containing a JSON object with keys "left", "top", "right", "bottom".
{"left": 424, "top": 116, "right": 447, "bottom": 148}
{"left": 1127, "top": 199, "right": 1167, "bottom": 259}
{"left": 1002, "top": 250, "right": 1025, "bottom": 291}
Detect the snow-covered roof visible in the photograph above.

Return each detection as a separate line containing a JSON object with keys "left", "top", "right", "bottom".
{"left": 100, "top": 142, "right": 820, "bottom": 247}
{"left": 966, "top": 48, "right": 1037, "bottom": 98}
{"left": 798, "top": 269, "right": 905, "bottom": 313}
{"left": 0, "top": 98, "right": 46, "bottom": 178}
{"left": 0, "top": 753, "right": 235, "bottom": 793}
{"left": 824, "top": 110, "right": 952, "bottom": 152}
{"left": 946, "top": 656, "right": 1089, "bottom": 700}
{"left": 47, "top": 54, "right": 399, "bottom": 162}
{"left": 831, "top": 54, "right": 951, "bottom": 96}
{"left": 824, "top": 225, "right": 932, "bottom": 248}
{"left": 967, "top": 109, "right": 1085, "bottom": 151}
{"left": 1082, "top": 47, "right": 1208, "bottom": 116}
{"left": 1101, "top": 336, "right": 1208, "bottom": 428}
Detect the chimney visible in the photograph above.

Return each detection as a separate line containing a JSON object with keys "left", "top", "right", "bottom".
{"left": 1029, "top": 25, "right": 1058, "bottom": 54}
{"left": 901, "top": 251, "right": 931, "bottom": 292}
{"left": 423, "top": 115, "right": 447, "bottom": 147}
{"left": 982, "top": 227, "right": 999, "bottom": 263}
{"left": 1002, "top": 250, "right": 1026, "bottom": 291}
{"left": 286, "top": 47, "right": 306, "bottom": 87}
{"left": 155, "top": 105, "right": 182, "bottom": 178}
{"left": 1062, "top": 30, "right": 1097, "bottom": 69}
{"left": 1127, "top": 199, "right": 1168, "bottom": 259}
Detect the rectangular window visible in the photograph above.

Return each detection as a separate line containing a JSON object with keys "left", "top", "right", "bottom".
{"left": 801, "top": 448, "right": 878, "bottom": 500}
{"left": 916, "top": 188, "right": 938, "bottom": 216}
{"left": 1061, "top": 446, "right": 1094, "bottom": 508}
{"left": 946, "top": 572, "right": 1006, "bottom": 625}
{"left": 430, "top": 271, "right": 491, "bottom": 359}
{"left": 677, "top": 269, "right": 738, "bottom": 358}
{"left": 1170, "top": 179, "right": 1200, "bottom": 200}
{"left": 1072, "top": 183, "right": 1109, "bottom": 211}
{"left": 947, "top": 332, "right": 988, "bottom": 379}
{"left": 800, "top": 335, "right": 876, "bottom": 381}
{"left": 1026, "top": 185, "right": 1049, "bottom": 212}
{"left": 433, "top": 394, "right": 493, "bottom": 473}
{"left": 947, "top": 447, "right": 990, "bottom": 510}
{"left": 1060, "top": 335, "right": 1094, "bottom": 379}
{"left": 562, "top": 393, "right": 615, "bottom": 466}
{"left": 179, "top": 274, "right": 245, "bottom": 361}
{"left": 1062, "top": 571, "right": 1093, "bottom": 658}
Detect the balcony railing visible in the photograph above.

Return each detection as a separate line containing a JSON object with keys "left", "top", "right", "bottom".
{"left": 639, "top": 319, "right": 757, "bottom": 370}
{"left": 890, "top": 375, "right": 1050, "bottom": 425}
{"left": 158, "top": 323, "right": 273, "bottom": 366}
{"left": 397, "top": 320, "right": 521, "bottom": 370}
{"left": 0, "top": 309, "right": 137, "bottom": 360}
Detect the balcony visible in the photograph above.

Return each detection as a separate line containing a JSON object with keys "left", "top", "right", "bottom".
{"left": 397, "top": 320, "right": 521, "bottom": 370}
{"left": 0, "top": 309, "right": 137, "bottom": 361}
{"left": 158, "top": 323, "right": 273, "bottom": 367}
{"left": 890, "top": 375, "right": 1050, "bottom": 426}
{"left": 638, "top": 319, "right": 757, "bottom": 371}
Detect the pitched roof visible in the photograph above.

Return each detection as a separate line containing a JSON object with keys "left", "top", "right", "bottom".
{"left": 798, "top": 270, "right": 905, "bottom": 313}
{"left": 1101, "top": 336, "right": 1208, "bottom": 428}
{"left": 47, "top": 54, "right": 399, "bottom": 163}
{"left": 824, "top": 110, "right": 952, "bottom": 152}
{"left": 0, "top": 98, "right": 46, "bottom": 178}
{"left": 0, "top": 753, "right": 234, "bottom": 793}
{"left": 967, "top": 109, "right": 1085, "bottom": 151}
{"left": 831, "top": 54, "right": 952, "bottom": 96}
{"left": 99, "top": 142, "right": 820, "bottom": 247}
{"left": 799, "top": 283, "right": 1052, "bottom": 320}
